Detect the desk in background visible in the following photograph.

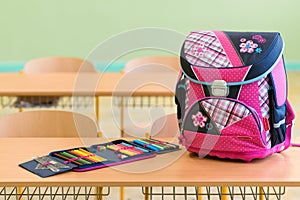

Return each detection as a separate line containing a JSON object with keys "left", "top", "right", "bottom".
{"left": 0, "top": 72, "right": 177, "bottom": 136}
{"left": 0, "top": 72, "right": 176, "bottom": 96}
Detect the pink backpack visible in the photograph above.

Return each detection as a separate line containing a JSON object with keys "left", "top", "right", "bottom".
{"left": 176, "top": 31, "right": 295, "bottom": 162}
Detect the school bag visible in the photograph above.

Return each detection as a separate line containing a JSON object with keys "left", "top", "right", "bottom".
{"left": 175, "top": 31, "right": 295, "bottom": 162}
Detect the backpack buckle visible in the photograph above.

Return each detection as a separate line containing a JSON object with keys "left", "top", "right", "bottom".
{"left": 211, "top": 80, "right": 228, "bottom": 96}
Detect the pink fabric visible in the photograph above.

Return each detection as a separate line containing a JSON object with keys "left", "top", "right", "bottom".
{"left": 238, "top": 81, "right": 262, "bottom": 115}
{"left": 183, "top": 130, "right": 290, "bottom": 162}
{"left": 213, "top": 31, "right": 243, "bottom": 67}
{"left": 183, "top": 130, "right": 266, "bottom": 162}
{"left": 285, "top": 99, "right": 295, "bottom": 149}
{"left": 271, "top": 57, "right": 286, "bottom": 106}
{"left": 184, "top": 113, "right": 264, "bottom": 152}
{"left": 221, "top": 114, "right": 263, "bottom": 144}
{"left": 188, "top": 81, "right": 205, "bottom": 107}
{"left": 181, "top": 99, "right": 295, "bottom": 161}
{"left": 238, "top": 81, "right": 269, "bottom": 144}
{"left": 191, "top": 65, "right": 250, "bottom": 83}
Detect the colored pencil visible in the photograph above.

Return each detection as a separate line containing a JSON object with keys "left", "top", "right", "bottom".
{"left": 54, "top": 153, "right": 83, "bottom": 165}
{"left": 70, "top": 150, "right": 99, "bottom": 163}
{"left": 132, "top": 140, "right": 160, "bottom": 151}
{"left": 148, "top": 138, "right": 178, "bottom": 148}
{"left": 77, "top": 148, "right": 106, "bottom": 162}
{"left": 116, "top": 144, "right": 142, "bottom": 154}
{"left": 121, "top": 142, "right": 149, "bottom": 153}
{"left": 60, "top": 151, "right": 91, "bottom": 165}
{"left": 107, "top": 144, "right": 137, "bottom": 156}
{"left": 141, "top": 139, "right": 166, "bottom": 150}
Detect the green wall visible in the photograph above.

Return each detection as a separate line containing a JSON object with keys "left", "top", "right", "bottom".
{"left": 1, "top": 0, "right": 300, "bottom": 62}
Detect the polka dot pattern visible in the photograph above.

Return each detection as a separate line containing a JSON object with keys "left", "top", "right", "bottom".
{"left": 238, "top": 82, "right": 261, "bottom": 114}
{"left": 188, "top": 82, "right": 204, "bottom": 107}
{"left": 184, "top": 130, "right": 266, "bottom": 154}
{"left": 192, "top": 65, "right": 250, "bottom": 83}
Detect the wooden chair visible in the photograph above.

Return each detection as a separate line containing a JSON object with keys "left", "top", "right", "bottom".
{"left": 0, "top": 110, "right": 98, "bottom": 137}
{"left": 123, "top": 56, "right": 180, "bottom": 74}
{"left": 14, "top": 57, "right": 96, "bottom": 108}
{"left": 150, "top": 113, "right": 179, "bottom": 138}
{"left": 121, "top": 56, "right": 180, "bottom": 137}
{"left": 22, "top": 56, "right": 96, "bottom": 74}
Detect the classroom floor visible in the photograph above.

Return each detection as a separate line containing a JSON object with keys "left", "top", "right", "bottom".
{"left": 0, "top": 71, "right": 300, "bottom": 199}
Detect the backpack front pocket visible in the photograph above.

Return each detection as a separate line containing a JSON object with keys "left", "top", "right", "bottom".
{"left": 181, "top": 98, "right": 267, "bottom": 161}
{"left": 183, "top": 98, "right": 262, "bottom": 136}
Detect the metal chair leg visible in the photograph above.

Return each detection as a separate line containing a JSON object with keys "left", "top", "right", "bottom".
{"left": 221, "top": 187, "right": 228, "bottom": 200}
{"left": 95, "top": 187, "right": 103, "bottom": 200}
{"left": 96, "top": 96, "right": 100, "bottom": 126}
{"left": 259, "top": 187, "right": 265, "bottom": 200}
{"left": 120, "top": 187, "right": 125, "bottom": 200}
{"left": 197, "top": 186, "right": 202, "bottom": 200}
{"left": 120, "top": 97, "right": 125, "bottom": 137}
{"left": 144, "top": 187, "right": 150, "bottom": 200}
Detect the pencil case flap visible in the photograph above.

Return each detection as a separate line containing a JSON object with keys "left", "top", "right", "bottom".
{"left": 19, "top": 155, "right": 75, "bottom": 178}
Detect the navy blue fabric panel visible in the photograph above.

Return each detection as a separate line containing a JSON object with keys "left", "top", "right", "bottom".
{"left": 224, "top": 32, "right": 280, "bottom": 65}
{"left": 268, "top": 81, "right": 287, "bottom": 147}
{"left": 244, "top": 42, "right": 283, "bottom": 82}
{"left": 224, "top": 32, "right": 283, "bottom": 81}
{"left": 228, "top": 85, "right": 241, "bottom": 99}
{"left": 269, "top": 102, "right": 287, "bottom": 147}
{"left": 183, "top": 102, "right": 220, "bottom": 135}
{"left": 202, "top": 85, "right": 211, "bottom": 96}
{"left": 175, "top": 77, "right": 187, "bottom": 124}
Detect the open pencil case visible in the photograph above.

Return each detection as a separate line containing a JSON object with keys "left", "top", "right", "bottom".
{"left": 19, "top": 139, "right": 156, "bottom": 178}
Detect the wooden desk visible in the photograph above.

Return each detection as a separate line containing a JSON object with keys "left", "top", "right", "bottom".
{"left": 0, "top": 72, "right": 177, "bottom": 97}
{"left": 0, "top": 72, "right": 177, "bottom": 137}
{"left": 0, "top": 137, "right": 299, "bottom": 187}
{"left": 2, "top": 71, "right": 298, "bottom": 135}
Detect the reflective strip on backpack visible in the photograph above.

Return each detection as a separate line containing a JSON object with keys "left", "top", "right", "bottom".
{"left": 274, "top": 118, "right": 286, "bottom": 128}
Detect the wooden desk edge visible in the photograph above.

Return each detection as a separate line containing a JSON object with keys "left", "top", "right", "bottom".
{"left": 2, "top": 181, "right": 300, "bottom": 187}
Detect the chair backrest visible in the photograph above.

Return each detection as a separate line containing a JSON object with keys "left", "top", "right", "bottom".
{"left": 0, "top": 110, "right": 98, "bottom": 137}
{"left": 150, "top": 113, "right": 179, "bottom": 138}
{"left": 23, "top": 57, "right": 96, "bottom": 74}
{"left": 123, "top": 56, "right": 180, "bottom": 74}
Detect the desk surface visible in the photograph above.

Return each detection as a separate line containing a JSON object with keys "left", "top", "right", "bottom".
{"left": 0, "top": 72, "right": 177, "bottom": 96}
{"left": 1, "top": 138, "right": 300, "bottom": 187}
